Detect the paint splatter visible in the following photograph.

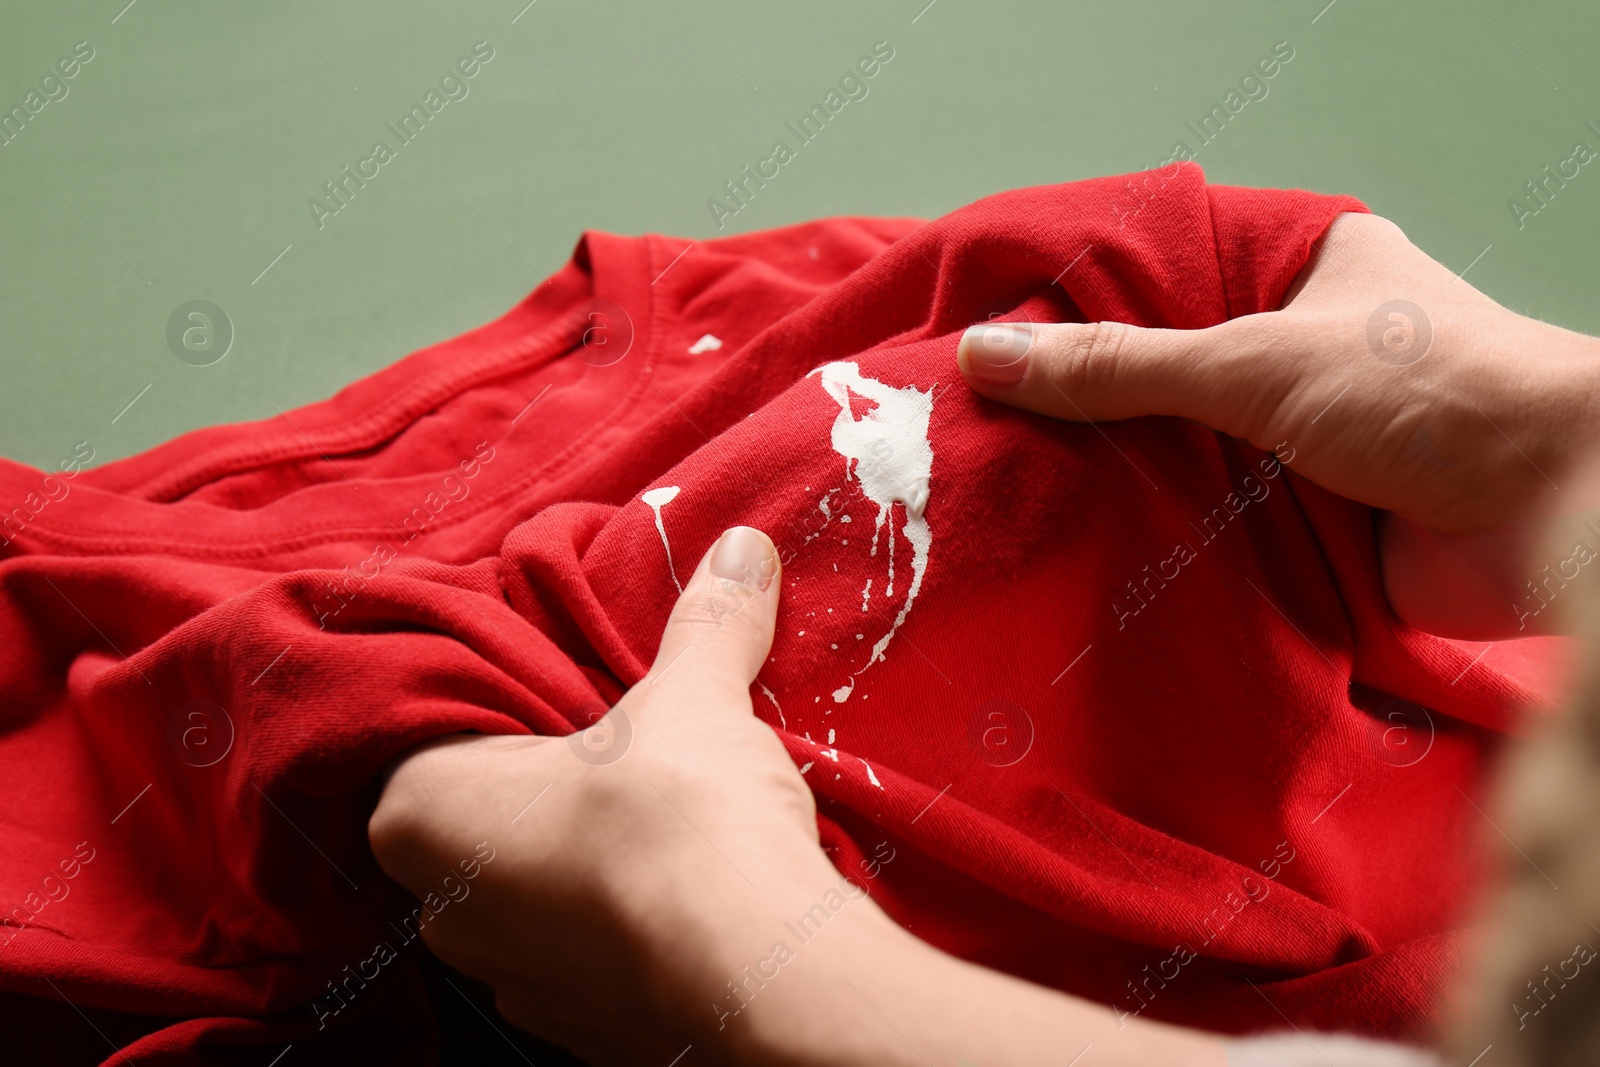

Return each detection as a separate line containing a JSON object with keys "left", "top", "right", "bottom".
{"left": 860, "top": 759, "right": 883, "bottom": 790}
{"left": 809, "top": 361, "right": 935, "bottom": 703}
{"left": 757, "top": 681, "right": 785, "bottom": 729}
{"left": 640, "top": 485, "right": 682, "bottom": 592}
{"left": 803, "top": 490, "right": 837, "bottom": 547}
{"left": 688, "top": 333, "right": 723, "bottom": 354}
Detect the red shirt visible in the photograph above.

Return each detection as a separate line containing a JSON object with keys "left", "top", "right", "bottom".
{"left": 0, "top": 163, "right": 1564, "bottom": 1063}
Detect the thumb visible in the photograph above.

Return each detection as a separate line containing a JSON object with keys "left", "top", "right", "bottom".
{"left": 956, "top": 319, "right": 1267, "bottom": 432}
{"left": 644, "top": 525, "right": 782, "bottom": 704}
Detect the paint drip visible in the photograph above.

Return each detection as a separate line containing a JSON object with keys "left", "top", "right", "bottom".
{"left": 861, "top": 759, "right": 883, "bottom": 789}
{"left": 757, "top": 681, "right": 785, "bottom": 729}
{"left": 808, "top": 361, "right": 935, "bottom": 704}
{"left": 640, "top": 485, "right": 683, "bottom": 592}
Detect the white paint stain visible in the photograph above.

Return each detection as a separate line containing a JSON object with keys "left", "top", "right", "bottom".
{"left": 688, "top": 333, "right": 723, "bottom": 354}
{"left": 799, "top": 761, "right": 814, "bottom": 774}
{"left": 808, "top": 361, "right": 935, "bottom": 703}
{"left": 861, "top": 759, "right": 883, "bottom": 790}
{"left": 803, "top": 490, "right": 837, "bottom": 547}
{"left": 758, "top": 681, "right": 785, "bottom": 730}
{"left": 640, "top": 485, "right": 683, "bottom": 592}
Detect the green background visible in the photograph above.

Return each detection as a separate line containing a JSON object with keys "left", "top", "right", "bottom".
{"left": 1, "top": 0, "right": 1595, "bottom": 470}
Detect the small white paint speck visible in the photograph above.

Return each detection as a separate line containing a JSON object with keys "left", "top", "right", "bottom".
{"left": 861, "top": 760, "right": 883, "bottom": 789}
{"left": 688, "top": 333, "right": 723, "bottom": 354}
{"left": 799, "top": 761, "right": 814, "bottom": 774}
{"left": 827, "top": 729, "right": 835, "bottom": 744}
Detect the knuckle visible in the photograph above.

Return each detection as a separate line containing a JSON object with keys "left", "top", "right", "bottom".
{"left": 366, "top": 794, "right": 418, "bottom": 877}
{"left": 366, "top": 746, "right": 463, "bottom": 880}
{"left": 494, "top": 992, "right": 541, "bottom": 1034}
{"left": 1047, "top": 320, "right": 1129, "bottom": 398}
{"left": 1197, "top": 316, "right": 1301, "bottom": 439}
{"left": 673, "top": 580, "right": 772, "bottom": 644}
{"left": 688, "top": 579, "right": 758, "bottom": 626}
{"left": 416, "top": 916, "right": 450, "bottom": 955}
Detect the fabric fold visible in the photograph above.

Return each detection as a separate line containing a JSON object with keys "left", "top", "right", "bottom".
{"left": 0, "top": 164, "right": 1565, "bottom": 1064}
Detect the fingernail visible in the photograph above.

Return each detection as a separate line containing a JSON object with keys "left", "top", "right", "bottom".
{"left": 709, "top": 526, "right": 777, "bottom": 591}
{"left": 958, "top": 324, "right": 1032, "bottom": 386}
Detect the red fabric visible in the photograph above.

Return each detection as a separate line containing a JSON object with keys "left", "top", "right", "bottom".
{"left": 0, "top": 164, "right": 1566, "bottom": 1064}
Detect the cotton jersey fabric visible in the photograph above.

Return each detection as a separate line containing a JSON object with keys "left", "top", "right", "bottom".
{"left": 0, "top": 163, "right": 1563, "bottom": 1064}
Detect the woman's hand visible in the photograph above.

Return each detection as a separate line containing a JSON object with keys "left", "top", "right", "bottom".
{"left": 368, "top": 526, "right": 840, "bottom": 1061}
{"left": 369, "top": 525, "right": 1227, "bottom": 1066}
{"left": 957, "top": 212, "right": 1600, "bottom": 638}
